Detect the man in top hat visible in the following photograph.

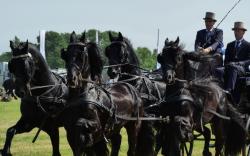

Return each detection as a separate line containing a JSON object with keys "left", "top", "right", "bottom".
{"left": 191, "top": 12, "right": 224, "bottom": 79}
{"left": 224, "top": 21, "right": 250, "bottom": 103}
{"left": 195, "top": 12, "right": 224, "bottom": 55}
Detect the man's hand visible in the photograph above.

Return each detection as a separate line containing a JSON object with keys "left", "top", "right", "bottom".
{"left": 228, "top": 61, "right": 244, "bottom": 66}
{"left": 199, "top": 47, "right": 212, "bottom": 55}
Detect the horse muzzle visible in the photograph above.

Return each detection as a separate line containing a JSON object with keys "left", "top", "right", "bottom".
{"left": 174, "top": 116, "right": 194, "bottom": 142}
{"left": 107, "top": 68, "right": 119, "bottom": 79}
{"left": 15, "top": 83, "right": 31, "bottom": 98}
{"left": 164, "top": 70, "right": 176, "bottom": 84}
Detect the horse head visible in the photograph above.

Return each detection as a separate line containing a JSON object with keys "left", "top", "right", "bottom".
{"left": 61, "top": 31, "right": 103, "bottom": 88}
{"left": 105, "top": 32, "right": 139, "bottom": 79}
{"left": 8, "top": 40, "right": 35, "bottom": 97}
{"left": 157, "top": 37, "right": 183, "bottom": 84}
{"left": 158, "top": 85, "right": 194, "bottom": 155}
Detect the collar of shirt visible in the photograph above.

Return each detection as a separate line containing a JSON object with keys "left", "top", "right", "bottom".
{"left": 206, "top": 28, "right": 214, "bottom": 32}
{"left": 235, "top": 38, "right": 244, "bottom": 47}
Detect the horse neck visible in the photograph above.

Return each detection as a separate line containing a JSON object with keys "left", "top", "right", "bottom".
{"left": 33, "top": 58, "right": 54, "bottom": 85}
{"left": 30, "top": 54, "right": 57, "bottom": 96}
{"left": 119, "top": 50, "right": 141, "bottom": 81}
{"left": 175, "top": 62, "right": 185, "bottom": 80}
{"left": 68, "top": 75, "right": 92, "bottom": 98}
{"left": 165, "top": 79, "right": 186, "bottom": 95}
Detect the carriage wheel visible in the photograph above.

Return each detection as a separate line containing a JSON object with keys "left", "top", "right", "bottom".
{"left": 180, "top": 140, "right": 194, "bottom": 156}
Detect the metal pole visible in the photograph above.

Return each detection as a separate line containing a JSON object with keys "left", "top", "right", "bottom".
{"left": 156, "top": 28, "right": 161, "bottom": 69}
{"left": 39, "top": 30, "right": 46, "bottom": 60}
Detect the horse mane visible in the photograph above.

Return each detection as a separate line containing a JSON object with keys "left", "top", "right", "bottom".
{"left": 13, "top": 42, "right": 48, "bottom": 68}
{"left": 123, "top": 37, "right": 140, "bottom": 66}
{"left": 87, "top": 42, "right": 103, "bottom": 81}
{"left": 189, "top": 78, "right": 221, "bottom": 98}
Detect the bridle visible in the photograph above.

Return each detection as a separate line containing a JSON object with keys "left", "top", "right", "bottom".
{"left": 9, "top": 52, "right": 35, "bottom": 95}
{"left": 109, "top": 41, "right": 129, "bottom": 65}
{"left": 66, "top": 43, "right": 90, "bottom": 88}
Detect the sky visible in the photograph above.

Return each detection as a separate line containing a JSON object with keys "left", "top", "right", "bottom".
{"left": 1, "top": 0, "right": 250, "bottom": 53}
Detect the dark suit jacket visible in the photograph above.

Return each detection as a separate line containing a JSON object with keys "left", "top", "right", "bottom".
{"left": 224, "top": 39, "right": 250, "bottom": 70}
{"left": 195, "top": 28, "right": 223, "bottom": 54}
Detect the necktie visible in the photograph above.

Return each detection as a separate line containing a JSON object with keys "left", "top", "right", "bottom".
{"left": 235, "top": 41, "right": 240, "bottom": 56}
{"left": 206, "top": 31, "right": 211, "bottom": 43}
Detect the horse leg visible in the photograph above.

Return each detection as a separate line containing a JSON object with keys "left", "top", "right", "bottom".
{"left": 93, "top": 140, "right": 109, "bottom": 156}
{"left": 65, "top": 127, "right": 81, "bottom": 156}
{"left": 110, "top": 133, "right": 122, "bottom": 156}
{"left": 43, "top": 125, "right": 61, "bottom": 156}
{"left": 197, "top": 126, "right": 212, "bottom": 156}
{"left": 136, "top": 120, "right": 155, "bottom": 156}
{"left": 212, "top": 119, "right": 225, "bottom": 156}
{"left": 155, "top": 128, "right": 163, "bottom": 156}
{"left": 0, "top": 117, "right": 33, "bottom": 156}
{"left": 125, "top": 122, "right": 140, "bottom": 156}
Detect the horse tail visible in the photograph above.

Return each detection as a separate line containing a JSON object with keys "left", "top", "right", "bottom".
{"left": 136, "top": 116, "right": 155, "bottom": 156}
{"left": 225, "top": 102, "right": 246, "bottom": 155}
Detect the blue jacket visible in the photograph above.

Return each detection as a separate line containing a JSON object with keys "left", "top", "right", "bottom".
{"left": 195, "top": 28, "right": 223, "bottom": 54}
{"left": 224, "top": 39, "right": 250, "bottom": 69}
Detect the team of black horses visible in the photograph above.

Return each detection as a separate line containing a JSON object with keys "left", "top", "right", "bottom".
{"left": 0, "top": 31, "right": 249, "bottom": 156}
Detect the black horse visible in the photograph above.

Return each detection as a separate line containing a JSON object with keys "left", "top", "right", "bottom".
{"left": 157, "top": 37, "right": 247, "bottom": 156}
{"left": 147, "top": 77, "right": 195, "bottom": 156}
{"left": 2, "top": 78, "right": 17, "bottom": 101}
{"left": 0, "top": 41, "right": 68, "bottom": 156}
{"left": 61, "top": 31, "right": 144, "bottom": 156}
{"left": 105, "top": 32, "right": 166, "bottom": 155}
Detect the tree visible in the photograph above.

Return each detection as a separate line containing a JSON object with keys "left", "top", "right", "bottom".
{"left": 41, "top": 31, "right": 69, "bottom": 68}
{"left": 0, "top": 52, "right": 11, "bottom": 62}
{"left": 135, "top": 47, "right": 157, "bottom": 70}
{"left": 0, "top": 30, "right": 158, "bottom": 71}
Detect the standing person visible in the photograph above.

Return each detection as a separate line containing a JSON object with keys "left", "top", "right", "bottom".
{"left": 224, "top": 22, "right": 250, "bottom": 104}
{"left": 195, "top": 11, "right": 224, "bottom": 55}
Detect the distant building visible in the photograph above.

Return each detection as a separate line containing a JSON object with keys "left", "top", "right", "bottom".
{"left": 0, "top": 62, "right": 10, "bottom": 86}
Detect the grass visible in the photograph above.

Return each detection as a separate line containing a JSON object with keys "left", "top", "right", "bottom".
{"left": 0, "top": 99, "right": 215, "bottom": 156}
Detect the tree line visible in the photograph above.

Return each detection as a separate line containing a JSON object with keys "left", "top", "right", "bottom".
{"left": 0, "top": 29, "right": 158, "bottom": 70}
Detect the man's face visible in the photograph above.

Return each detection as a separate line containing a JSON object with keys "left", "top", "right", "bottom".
{"left": 234, "top": 29, "right": 245, "bottom": 40}
{"left": 205, "top": 19, "right": 215, "bottom": 30}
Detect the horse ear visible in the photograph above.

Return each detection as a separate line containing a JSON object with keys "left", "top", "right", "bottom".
{"left": 70, "top": 31, "right": 77, "bottom": 43}
{"left": 108, "top": 31, "right": 114, "bottom": 42}
{"left": 10, "top": 41, "right": 15, "bottom": 51}
{"left": 118, "top": 32, "right": 124, "bottom": 41}
{"left": 80, "top": 31, "right": 86, "bottom": 43}
{"left": 157, "top": 53, "right": 163, "bottom": 64}
{"left": 24, "top": 40, "right": 29, "bottom": 52}
{"left": 165, "top": 38, "right": 169, "bottom": 46}
{"left": 174, "top": 37, "right": 180, "bottom": 46}
{"left": 61, "top": 48, "right": 67, "bottom": 60}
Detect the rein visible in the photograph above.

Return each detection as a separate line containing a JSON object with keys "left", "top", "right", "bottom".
{"left": 30, "top": 84, "right": 63, "bottom": 90}
{"left": 104, "top": 63, "right": 151, "bottom": 72}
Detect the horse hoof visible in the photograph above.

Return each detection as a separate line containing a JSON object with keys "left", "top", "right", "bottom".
{"left": 202, "top": 151, "right": 212, "bottom": 156}
{"left": 0, "top": 150, "right": 12, "bottom": 156}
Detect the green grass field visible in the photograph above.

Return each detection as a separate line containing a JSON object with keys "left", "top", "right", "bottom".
{"left": 0, "top": 99, "right": 214, "bottom": 156}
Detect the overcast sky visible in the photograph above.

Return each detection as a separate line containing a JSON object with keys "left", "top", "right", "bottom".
{"left": 1, "top": 0, "right": 250, "bottom": 53}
